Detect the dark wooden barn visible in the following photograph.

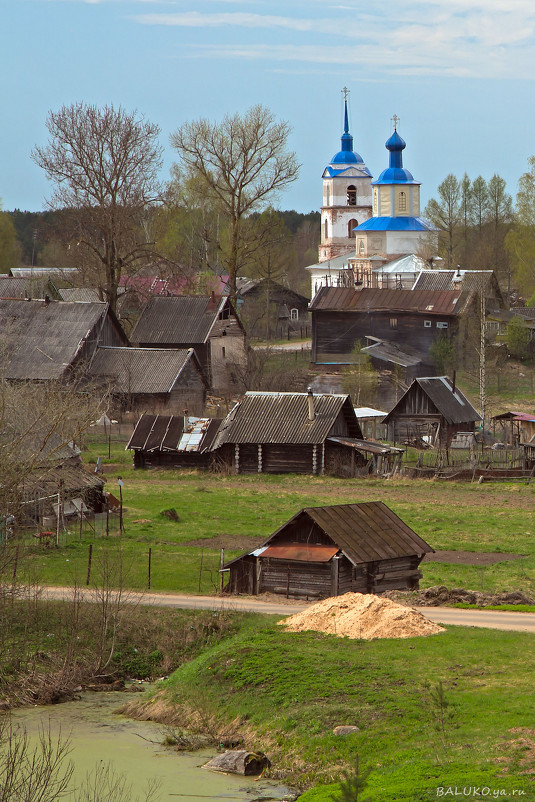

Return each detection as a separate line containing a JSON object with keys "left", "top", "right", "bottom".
{"left": 224, "top": 501, "right": 434, "bottom": 599}
{"left": 211, "top": 390, "right": 375, "bottom": 476}
{"left": 126, "top": 413, "right": 222, "bottom": 469}
{"left": 130, "top": 293, "right": 247, "bottom": 394}
{"left": 89, "top": 347, "right": 208, "bottom": 416}
{"left": 382, "top": 376, "right": 481, "bottom": 449}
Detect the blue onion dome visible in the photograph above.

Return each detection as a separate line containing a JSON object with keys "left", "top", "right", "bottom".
{"left": 330, "top": 99, "right": 363, "bottom": 165}
{"left": 374, "top": 128, "right": 417, "bottom": 184}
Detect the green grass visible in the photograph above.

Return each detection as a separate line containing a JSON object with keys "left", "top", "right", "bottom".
{"left": 142, "top": 619, "right": 535, "bottom": 799}
{"left": 23, "top": 437, "right": 535, "bottom": 596}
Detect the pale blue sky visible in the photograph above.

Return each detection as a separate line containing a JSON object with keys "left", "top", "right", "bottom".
{"left": 2, "top": 0, "right": 535, "bottom": 213}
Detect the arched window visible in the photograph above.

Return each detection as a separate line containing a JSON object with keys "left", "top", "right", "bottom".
{"left": 348, "top": 219, "right": 358, "bottom": 238}
{"left": 324, "top": 219, "right": 329, "bottom": 240}
{"left": 347, "top": 185, "right": 357, "bottom": 205}
{"left": 358, "top": 239, "right": 365, "bottom": 255}
{"left": 398, "top": 190, "right": 407, "bottom": 213}
{"left": 290, "top": 308, "right": 299, "bottom": 321}
{"left": 373, "top": 190, "right": 378, "bottom": 214}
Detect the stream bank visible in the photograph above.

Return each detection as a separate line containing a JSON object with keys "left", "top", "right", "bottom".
{"left": 9, "top": 689, "right": 293, "bottom": 802}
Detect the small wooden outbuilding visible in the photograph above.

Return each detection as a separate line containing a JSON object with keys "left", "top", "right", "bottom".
{"left": 382, "top": 376, "right": 481, "bottom": 449}
{"left": 126, "top": 413, "right": 222, "bottom": 469}
{"left": 224, "top": 501, "right": 434, "bottom": 599}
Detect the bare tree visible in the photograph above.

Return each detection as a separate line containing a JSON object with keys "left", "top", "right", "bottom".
{"left": 32, "top": 103, "right": 163, "bottom": 313}
{"left": 170, "top": 105, "right": 300, "bottom": 300}
{"left": 0, "top": 718, "right": 73, "bottom": 802}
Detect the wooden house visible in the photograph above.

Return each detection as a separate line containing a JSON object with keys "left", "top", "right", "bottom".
{"left": 236, "top": 277, "right": 310, "bottom": 338}
{"left": 310, "top": 287, "right": 468, "bottom": 369}
{"left": 224, "top": 501, "right": 434, "bottom": 599}
{"left": 310, "top": 279, "right": 505, "bottom": 377}
{"left": 89, "top": 347, "right": 207, "bottom": 416}
{"left": 382, "top": 376, "right": 481, "bottom": 449}
{"left": 211, "top": 390, "right": 400, "bottom": 476}
{"left": 0, "top": 298, "right": 127, "bottom": 381}
{"left": 126, "top": 413, "right": 222, "bottom": 469}
{"left": 130, "top": 293, "right": 247, "bottom": 394}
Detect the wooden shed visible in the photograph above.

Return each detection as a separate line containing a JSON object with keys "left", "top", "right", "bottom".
{"left": 88, "top": 347, "right": 208, "bottom": 416}
{"left": 224, "top": 501, "right": 434, "bottom": 599}
{"left": 382, "top": 376, "right": 481, "bottom": 449}
{"left": 211, "top": 390, "right": 371, "bottom": 476}
{"left": 126, "top": 413, "right": 222, "bottom": 469}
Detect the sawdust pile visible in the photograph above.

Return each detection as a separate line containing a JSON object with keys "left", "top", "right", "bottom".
{"left": 278, "top": 592, "right": 445, "bottom": 640}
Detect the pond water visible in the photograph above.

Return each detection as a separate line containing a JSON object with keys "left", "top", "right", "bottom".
{"left": 10, "top": 690, "right": 292, "bottom": 802}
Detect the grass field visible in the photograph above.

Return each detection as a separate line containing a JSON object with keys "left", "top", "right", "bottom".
{"left": 22, "top": 436, "right": 535, "bottom": 596}
{"left": 132, "top": 616, "right": 535, "bottom": 800}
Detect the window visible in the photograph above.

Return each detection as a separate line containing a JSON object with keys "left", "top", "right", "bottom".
{"left": 324, "top": 219, "right": 328, "bottom": 240}
{"left": 373, "top": 190, "right": 378, "bottom": 213}
{"left": 348, "top": 219, "right": 358, "bottom": 238}
{"left": 436, "top": 322, "right": 449, "bottom": 329}
{"left": 221, "top": 346, "right": 226, "bottom": 358}
{"left": 424, "top": 320, "right": 432, "bottom": 328}
{"left": 398, "top": 190, "right": 407, "bottom": 212}
{"left": 290, "top": 308, "right": 299, "bottom": 321}
{"left": 347, "top": 185, "right": 357, "bottom": 205}
{"left": 358, "top": 239, "right": 365, "bottom": 254}
{"left": 390, "top": 318, "right": 397, "bottom": 328}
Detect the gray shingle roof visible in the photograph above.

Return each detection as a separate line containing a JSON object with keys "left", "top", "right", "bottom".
{"left": 0, "top": 299, "right": 110, "bottom": 380}
{"left": 89, "top": 347, "right": 201, "bottom": 394}
{"left": 212, "top": 391, "right": 362, "bottom": 446}
{"left": 131, "top": 295, "right": 229, "bottom": 345}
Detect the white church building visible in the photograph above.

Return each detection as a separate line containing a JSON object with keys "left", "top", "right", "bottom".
{"left": 307, "top": 99, "right": 437, "bottom": 298}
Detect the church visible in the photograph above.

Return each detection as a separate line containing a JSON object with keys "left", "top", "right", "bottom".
{"left": 307, "top": 94, "right": 437, "bottom": 297}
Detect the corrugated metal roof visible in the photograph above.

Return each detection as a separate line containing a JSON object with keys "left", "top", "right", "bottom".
{"left": 309, "top": 287, "right": 465, "bottom": 315}
{"left": 327, "top": 437, "right": 403, "bottom": 455}
{"left": 212, "top": 391, "right": 362, "bottom": 446}
{"left": 412, "top": 270, "right": 493, "bottom": 293}
{"left": 361, "top": 339, "right": 426, "bottom": 368}
{"left": 0, "top": 276, "right": 52, "bottom": 299}
{"left": 383, "top": 376, "right": 481, "bottom": 425}
{"left": 131, "top": 295, "right": 230, "bottom": 345}
{"left": 0, "top": 299, "right": 110, "bottom": 380}
{"left": 127, "top": 413, "right": 221, "bottom": 453}
{"left": 89, "top": 347, "right": 198, "bottom": 394}
{"left": 58, "top": 288, "right": 103, "bottom": 302}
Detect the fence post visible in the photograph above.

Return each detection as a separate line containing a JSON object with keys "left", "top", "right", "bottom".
{"left": 148, "top": 547, "right": 152, "bottom": 590}
{"left": 86, "top": 544, "right": 93, "bottom": 586}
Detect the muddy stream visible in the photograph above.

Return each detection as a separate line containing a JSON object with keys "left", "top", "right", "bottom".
{"left": 11, "top": 689, "right": 292, "bottom": 801}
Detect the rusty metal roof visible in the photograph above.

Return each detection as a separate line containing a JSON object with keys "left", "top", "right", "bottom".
{"left": 89, "top": 347, "right": 203, "bottom": 394}
{"left": 131, "top": 295, "right": 238, "bottom": 345}
{"left": 127, "top": 413, "right": 221, "bottom": 453}
{"left": 261, "top": 544, "right": 338, "bottom": 562}
{"left": 309, "top": 286, "right": 467, "bottom": 315}
{"left": 212, "top": 391, "right": 362, "bottom": 446}
{"left": 383, "top": 376, "right": 481, "bottom": 426}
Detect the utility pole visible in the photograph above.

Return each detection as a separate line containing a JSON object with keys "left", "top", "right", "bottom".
{"left": 479, "top": 289, "right": 486, "bottom": 451}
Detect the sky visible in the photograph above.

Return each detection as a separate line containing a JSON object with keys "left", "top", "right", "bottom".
{"left": 2, "top": 0, "right": 535, "bottom": 215}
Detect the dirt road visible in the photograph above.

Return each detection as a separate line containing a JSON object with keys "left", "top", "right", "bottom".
{"left": 40, "top": 586, "right": 535, "bottom": 633}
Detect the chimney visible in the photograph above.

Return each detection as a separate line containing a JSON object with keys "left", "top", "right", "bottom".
{"left": 452, "top": 371, "right": 456, "bottom": 394}
{"left": 307, "top": 388, "right": 315, "bottom": 421}
{"left": 44, "top": 294, "right": 50, "bottom": 305}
